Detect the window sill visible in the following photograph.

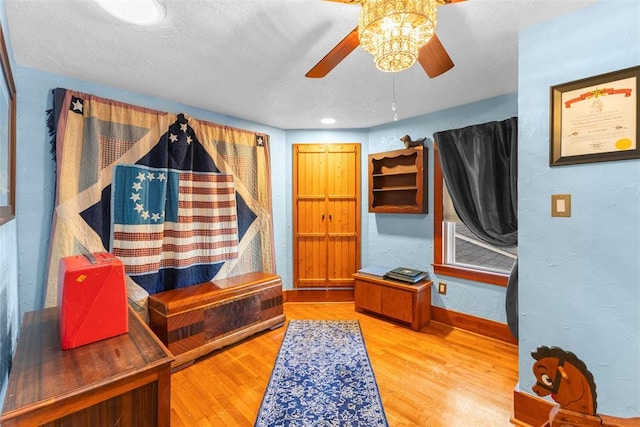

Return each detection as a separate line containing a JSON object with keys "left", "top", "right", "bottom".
{"left": 432, "top": 264, "right": 509, "bottom": 287}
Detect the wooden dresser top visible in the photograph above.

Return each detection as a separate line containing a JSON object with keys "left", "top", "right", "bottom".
{"left": 1, "top": 307, "right": 173, "bottom": 420}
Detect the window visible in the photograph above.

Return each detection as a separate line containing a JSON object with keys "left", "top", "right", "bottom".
{"left": 433, "top": 145, "right": 516, "bottom": 286}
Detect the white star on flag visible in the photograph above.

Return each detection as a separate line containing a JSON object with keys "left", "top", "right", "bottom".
{"left": 72, "top": 99, "right": 83, "bottom": 112}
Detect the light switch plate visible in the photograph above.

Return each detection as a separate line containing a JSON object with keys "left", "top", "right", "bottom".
{"left": 551, "top": 194, "right": 571, "bottom": 217}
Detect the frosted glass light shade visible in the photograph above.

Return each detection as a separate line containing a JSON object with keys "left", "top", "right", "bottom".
{"left": 95, "top": 0, "right": 166, "bottom": 25}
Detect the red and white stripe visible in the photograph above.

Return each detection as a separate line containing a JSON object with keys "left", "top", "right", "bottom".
{"left": 112, "top": 172, "right": 239, "bottom": 275}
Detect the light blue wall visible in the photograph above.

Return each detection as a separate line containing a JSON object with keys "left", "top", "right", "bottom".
{"left": 14, "top": 66, "right": 288, "bottom": 321}
{"left": 518, "top": 0, "right": 640, "bottom": 416}
{"left": 367, "top": 94, "right": 517, "bottom": 321}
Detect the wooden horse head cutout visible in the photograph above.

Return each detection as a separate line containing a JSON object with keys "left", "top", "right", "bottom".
{"left": 531, "top": 346, "right": 640, "bottom": 427}
{"left": 531, "top": 346, "right": 598, "bottom": 416}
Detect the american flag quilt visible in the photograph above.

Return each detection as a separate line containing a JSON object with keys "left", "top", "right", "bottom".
{"left": 45, "top": 88, "right": 274, "bottom": 306}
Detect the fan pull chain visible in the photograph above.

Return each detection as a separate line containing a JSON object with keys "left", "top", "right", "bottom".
{"left": 392, "top": 73, "right": 398, "bottom": 121}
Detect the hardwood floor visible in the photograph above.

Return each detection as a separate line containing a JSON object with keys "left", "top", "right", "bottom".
{"left": 170, "top": 302, "right": 518, "bottom": 426}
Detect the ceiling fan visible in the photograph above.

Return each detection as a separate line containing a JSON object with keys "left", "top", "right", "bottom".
{"left": 306, "top": 0, "right": 467, "bottom": 79}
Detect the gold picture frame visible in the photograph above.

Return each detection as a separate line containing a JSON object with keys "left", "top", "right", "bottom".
{"left": 0, "top": 25, "right": 16, "bottom": 225}
{"left": 550, "top": 66, "right": 639, "bottom": 166}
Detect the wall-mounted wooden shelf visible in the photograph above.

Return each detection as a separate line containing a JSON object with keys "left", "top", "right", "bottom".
{"left": 368, "top": 146, "right": 427, "bottom": 214}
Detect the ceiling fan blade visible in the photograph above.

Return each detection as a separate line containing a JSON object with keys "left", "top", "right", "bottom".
{"left": 417, "top": 33, "right": 454, "bottom": 78}
{"left": 306, "top": 27, "right": 360, "bottom": 78}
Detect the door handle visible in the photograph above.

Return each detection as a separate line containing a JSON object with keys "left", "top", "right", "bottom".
{"left": 322, "top": 214, "right": 325, "bottom": 220}
{"left": 329, "top": 214, "right": 332, "bottom": 221}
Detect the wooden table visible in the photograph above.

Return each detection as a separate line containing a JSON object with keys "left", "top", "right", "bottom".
{"left": 353, "top": 273, "right": 432, "bottom": 331}
{"left": 1, "top": 307, "right": 173, "bottom": 426}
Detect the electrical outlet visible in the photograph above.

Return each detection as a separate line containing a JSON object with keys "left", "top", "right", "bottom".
{"left": 438, "top": 282, "right": 447, "bottom": 294}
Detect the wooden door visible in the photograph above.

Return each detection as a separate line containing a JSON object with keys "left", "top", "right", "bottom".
{"left": 293, "top": 143, "right": 360, "bottom": 288}
{"left": 294, "top": 144, "right": 328, "bottom": 288}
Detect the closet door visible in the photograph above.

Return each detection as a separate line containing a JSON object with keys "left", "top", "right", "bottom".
{"left": 326, "top": 144, "right": 360, "bottom": 287}
{"left": 294, "top": 144, "right": 328, "bottom": 287}
{"left": 293, "top": 143, "right": 360, "bottom": 288}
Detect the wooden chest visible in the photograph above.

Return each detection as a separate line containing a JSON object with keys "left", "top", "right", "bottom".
{"left": 353, "top": 273, "right": 431, "bottom": 331}
{"left": 148, "top": 272, "right": 285, "bottom": 370}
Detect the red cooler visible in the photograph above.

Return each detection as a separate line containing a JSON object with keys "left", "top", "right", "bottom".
{"left": 57, "top": 252, "right": 129, "bottom": 349}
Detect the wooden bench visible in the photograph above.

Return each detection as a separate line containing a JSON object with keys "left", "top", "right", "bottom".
{"left": 148, "top": 272, "right": 285, "bottom": 371}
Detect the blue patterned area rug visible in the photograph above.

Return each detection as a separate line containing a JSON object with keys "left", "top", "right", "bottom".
{"left": 254, "top": 320, "right": 388, "bottom": 427}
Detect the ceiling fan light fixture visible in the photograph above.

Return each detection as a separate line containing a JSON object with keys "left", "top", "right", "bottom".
{"left": 94, "top": 0, "right": 166, "bottom": 26}
{"left": 358, "top": 0, "right": 437, "bottom": 73}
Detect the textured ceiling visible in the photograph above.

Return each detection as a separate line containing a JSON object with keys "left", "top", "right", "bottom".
{"left": 6, "top": 0, "right": 597, "bottom": 129}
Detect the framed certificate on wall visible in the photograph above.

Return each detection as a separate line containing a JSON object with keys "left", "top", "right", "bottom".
{"left": 550, "top": 66, "right": 639, "bottom": 166}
